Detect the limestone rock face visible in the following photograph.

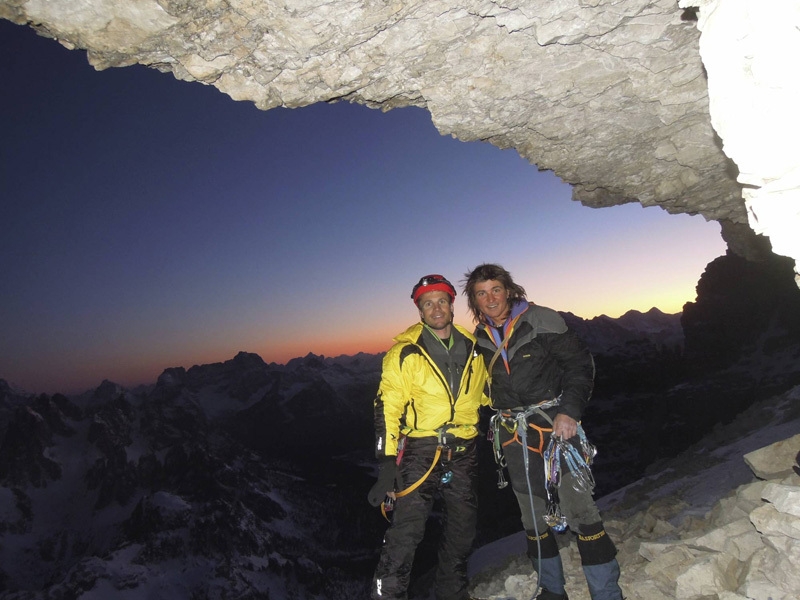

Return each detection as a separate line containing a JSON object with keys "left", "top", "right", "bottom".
{"left": 1, "top": 0, "right": 797, "bottom": 280}
{"left": 682, "top": 0, "right": 800, "bottom": 286}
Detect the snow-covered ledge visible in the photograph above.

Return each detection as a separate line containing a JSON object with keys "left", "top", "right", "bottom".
{"left": 683, "top": 0, "right": 800, "bottom": 287}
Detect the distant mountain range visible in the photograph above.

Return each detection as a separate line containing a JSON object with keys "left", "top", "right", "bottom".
{"left": 561, "top": 307, "right": 683, "bottom": 356}
{"left": 0, "top": 352, "right": 386, "bottom": 599}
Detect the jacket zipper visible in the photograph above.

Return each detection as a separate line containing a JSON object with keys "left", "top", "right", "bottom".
{"left": 462, "top": 342, "right": 475, "bottom": 395}
{"left": 417, "top": 344, "right": 456, "bottom": 423}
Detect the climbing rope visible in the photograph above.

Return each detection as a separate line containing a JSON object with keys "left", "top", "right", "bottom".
{"left": 515, "top": 406, "right": 545, "bottom": 599}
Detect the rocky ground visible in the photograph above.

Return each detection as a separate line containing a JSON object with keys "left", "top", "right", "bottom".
{"left": 468, "top": 384, "right": 800, "bottom": 600}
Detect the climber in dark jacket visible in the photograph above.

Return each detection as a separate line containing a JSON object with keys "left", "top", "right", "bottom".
{"left": 462, "top": 263, "right": 623, "bottom": 600}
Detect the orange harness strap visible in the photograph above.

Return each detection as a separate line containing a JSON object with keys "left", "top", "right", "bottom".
{"left": 501, "top": 421, "right": 553, "bottom": 455}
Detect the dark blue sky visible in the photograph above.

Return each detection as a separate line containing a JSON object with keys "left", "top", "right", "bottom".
{"left": 0, "top": 20, "right": 725, "bottom": 394}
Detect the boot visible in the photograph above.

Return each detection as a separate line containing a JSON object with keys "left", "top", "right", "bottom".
{"left": 582, "top": 559, "right": 623, "bottom": 600}
{"left": 536, "top": 589, "right": 569, "bottom": 600}
{"left": 533, "top": 555, "right": 566, "bottom": 597}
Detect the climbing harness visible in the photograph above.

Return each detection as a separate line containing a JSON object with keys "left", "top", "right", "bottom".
{"left": 488, "top": 399, "right": 597, "bottom": 515}
{"left": 379, "top": 427, "right": 464, "bottom": 522}
{"left": 488, "top": 398, "right": 598, "bottom": 597}
{"left": 488, "top": 398, "right": 562, "bottom": 489}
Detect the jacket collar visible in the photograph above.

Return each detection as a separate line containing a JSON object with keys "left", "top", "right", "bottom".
{"left": 481, "top": 299, "right": 529, "bottom": 331}
{"left": 395, "top": 321, "right": 477, "bottom": 345}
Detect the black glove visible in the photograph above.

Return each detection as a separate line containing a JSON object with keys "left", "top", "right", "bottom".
{"left": 367, "top": 458, "right": 397, "bottom": 507}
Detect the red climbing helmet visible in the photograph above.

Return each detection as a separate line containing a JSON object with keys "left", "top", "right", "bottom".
{"left": 411, "top": 274, "right": 456, "bottom": 305}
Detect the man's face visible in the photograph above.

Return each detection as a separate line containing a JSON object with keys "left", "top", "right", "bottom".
{"left": 472, "top": 279, "right": 510, "bottom": 325}
{"left": 417, "top": 290, "right": 454, "bottom": 334}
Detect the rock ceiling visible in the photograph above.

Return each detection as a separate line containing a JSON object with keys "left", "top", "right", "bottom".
{"left": 2, "top": 0, "right": 798, "bottom": 282}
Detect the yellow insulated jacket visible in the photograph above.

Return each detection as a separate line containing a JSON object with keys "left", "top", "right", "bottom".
{"left": 373, "top": 322, "right": 490, "bottom": 458}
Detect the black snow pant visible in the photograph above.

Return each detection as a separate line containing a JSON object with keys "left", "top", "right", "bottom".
{"left": 372, "top": 436, "right": 478, "bottom": 600}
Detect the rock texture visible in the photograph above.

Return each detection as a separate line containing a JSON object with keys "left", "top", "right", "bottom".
{"left": 612, "top": 430, "right": 800, "bottom": 600}
{"left": 0, "top": 1, "right": 797, "bottom": 279}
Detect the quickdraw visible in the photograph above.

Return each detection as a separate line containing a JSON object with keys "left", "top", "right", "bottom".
{"left": 544, "top": 425, "right": 596, "bottom": 492}
{"left": 542, "top": 423, "right": 597, "bottom": 532}
{"left": 544, "top": 483, "right": 567, "bottom": 533}
{"left": 487, "top": 413, "right": 508, "bottom": 488}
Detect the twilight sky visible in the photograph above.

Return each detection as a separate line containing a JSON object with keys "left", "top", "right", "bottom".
{"left": 1, "top": 20, "right": 727, "bottom": 395}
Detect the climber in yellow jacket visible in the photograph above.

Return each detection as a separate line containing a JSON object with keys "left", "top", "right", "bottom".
{"left": 368, "top": 274, "right": 489, "bottom": 600}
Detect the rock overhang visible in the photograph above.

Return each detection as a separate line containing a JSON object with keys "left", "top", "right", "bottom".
{"left": 3, "top": 0, "right": 797, "bottom": 281}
